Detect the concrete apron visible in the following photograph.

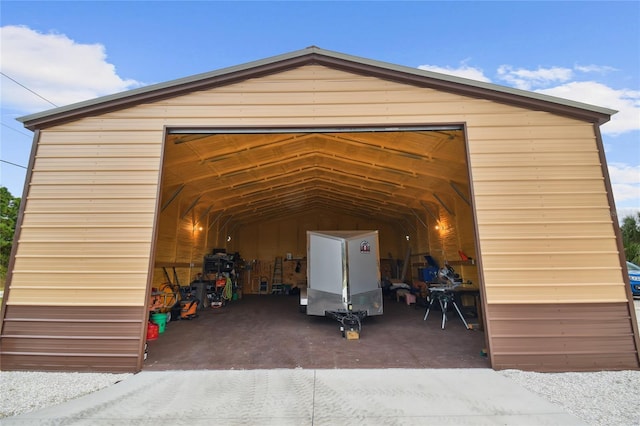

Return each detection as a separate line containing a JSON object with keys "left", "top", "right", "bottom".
{"left": 6, "top": 369, "right": 585, "bottom": 425}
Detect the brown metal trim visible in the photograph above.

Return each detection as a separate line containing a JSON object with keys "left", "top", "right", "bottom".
{"left": 137, "top": 127, "right": 170, "bottom": 371}
{"left": 0, "top": 130, "right": 40, "bottom": 333}
{"left": 593, "top": 124, "right": 640, "bottom": 364}
{"left": 488, "top": 302, "right": 639, "bottom": 372}
{"left": 1, "top": 305, "right": 145, "bottom": 372}
{"left": 20, "top": 51, "right": 612, "bottom": 132}
{"left": 492, "top": 354, "right": 639, "bottom": 373}
{"left": 19, "top": 56, "right": 308, "bottom": 131}
{"left": 308, "top": 54, "right": 613, "bottom": 125}
{"left": 462, "top": 123, "right": 492, "bottom": 367}
{"left": 168, "top": 124, "right": 464, "bottom": 135}
{"left": 1, "top": 355, "right": 139, "bottom": 373}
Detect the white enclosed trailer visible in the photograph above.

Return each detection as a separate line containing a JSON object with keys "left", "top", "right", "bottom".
{"left": 302, "top": 230, "right": 383, "bottom": 338}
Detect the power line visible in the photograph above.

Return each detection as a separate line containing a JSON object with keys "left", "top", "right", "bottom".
{"left": 0, "top": 159, "right": 27, "bottom": 169}
{"left": 0, "top": 71, "right": 59, "bottom": 107}
{"left": 1, "top": 122, "right": 32, "bottom": 138}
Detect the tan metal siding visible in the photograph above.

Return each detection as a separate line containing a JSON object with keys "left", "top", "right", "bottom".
{"left": 3, "top": 63, "right": 636, "bottom": 372}
{"left": 42, "top": 67, "right": 563, "bottom": 130}
{"left": 10, "top": 129, "right": 160, "bottom": 306}
{"left": 469, "top": 121, "right": 624, "bottom": 304}
{"left": 467, "top": 113, "right": 637, "bottom": 368}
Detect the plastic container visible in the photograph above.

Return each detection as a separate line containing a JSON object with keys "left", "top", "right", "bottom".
{"left": 147, "top": 321, "right": 159, "bottom": 341}
{"left": 150, "top": 312, "right": 168, "bottom": 333}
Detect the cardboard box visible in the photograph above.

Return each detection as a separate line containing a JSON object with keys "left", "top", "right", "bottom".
{"left": 345, "top": 330, "right": 360, "bottom": 340}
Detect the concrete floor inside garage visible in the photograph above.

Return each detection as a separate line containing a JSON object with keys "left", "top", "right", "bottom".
{"left": 144, "top": 293, "right": 490, "bottom": 370}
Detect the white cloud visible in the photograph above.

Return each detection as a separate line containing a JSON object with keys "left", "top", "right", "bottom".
{"left": 496, "top": 65, "right": 574, "bottom": 90}
{"left": 0, "top": 25, "right": 143, "bottom": 113}
{"left": 574, "top": 64, "right": 617, "bottom": 74}
{"left": 417, "top": 61, "right": 638, "bottom": 136}
{"left": 536, "top": 82, "right": 640, "bottom": 135}
{"left": 608, "top": 163, "right": 640, "bottom": 186}
{"left": 418, "top": 64, "right": 491, "bottom": 83}
{"left": 607, "top": 163, "right": 640, "bottom": 205}
{"left": 616, "top": 206, "right": 640, "bottom": 223}
{"left": 489, "top": 63, "right": 639, "bottom": 135}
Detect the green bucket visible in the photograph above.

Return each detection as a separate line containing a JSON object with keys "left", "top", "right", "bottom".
{"left": 151, "top": 312, "right": 168, "bottom": 333}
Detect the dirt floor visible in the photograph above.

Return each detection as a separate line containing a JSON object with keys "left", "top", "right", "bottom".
{"left": 144, "top": 293, "right": 490, "bottom": 370}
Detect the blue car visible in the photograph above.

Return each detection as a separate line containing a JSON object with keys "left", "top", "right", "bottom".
{"left": 628, "top": 261, "right": 640, "bottom": 297}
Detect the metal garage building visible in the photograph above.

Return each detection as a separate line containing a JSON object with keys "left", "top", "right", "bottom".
{"left": 2, "top": 47, "right": 638, "bottom": 372}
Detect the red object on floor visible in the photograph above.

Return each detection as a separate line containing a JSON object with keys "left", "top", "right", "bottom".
{"left": 147, "top": 321, "right": 159, "bottom": 341}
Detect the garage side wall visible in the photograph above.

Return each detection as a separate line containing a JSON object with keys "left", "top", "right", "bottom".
{"left": 468, "top": 123, "right": 639, "bottom": 371}
{"left": 1, "top": 129, "right": 162, "bottom": 371}
{"left": 2, "top": 64, "right": 637, "bottom": 372}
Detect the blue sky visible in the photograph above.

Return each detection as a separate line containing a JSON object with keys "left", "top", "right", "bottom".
{"left": 1, "top": 1, "right": 639, "bottom": 220}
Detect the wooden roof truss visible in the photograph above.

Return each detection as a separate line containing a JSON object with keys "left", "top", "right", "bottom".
{"left": 163, "top": 130, "right": 469, "bottom": 229}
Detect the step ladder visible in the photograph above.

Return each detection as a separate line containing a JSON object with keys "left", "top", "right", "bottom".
{"left": 271, "top": 256, "right": 284, "bottom": 294}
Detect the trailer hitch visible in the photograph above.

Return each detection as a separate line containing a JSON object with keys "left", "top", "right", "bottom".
{"left": 327, "top": 305, "right": 367, "bottom": 339}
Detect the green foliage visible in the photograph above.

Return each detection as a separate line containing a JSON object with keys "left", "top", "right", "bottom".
{"left": 620, "top": 212, "right": 640, "bottom": 265}
{"left": 1, "top": 186, "right": 21, "bottom": 286}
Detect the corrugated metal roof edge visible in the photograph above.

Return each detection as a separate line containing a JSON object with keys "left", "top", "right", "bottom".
{"left": 17, "top": 46, "right": 617, "bottom": 130}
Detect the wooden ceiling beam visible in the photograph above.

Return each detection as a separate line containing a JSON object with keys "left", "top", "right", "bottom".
{"left": 162, "top": 130, "right": 469, "bottom": 226}
{"left": 160, "top": 184, "right": 185, "bottom": 212}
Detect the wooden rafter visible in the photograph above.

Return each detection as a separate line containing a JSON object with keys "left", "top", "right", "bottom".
{"left": 163, "top": 130, "right": 469, "bottom": 226}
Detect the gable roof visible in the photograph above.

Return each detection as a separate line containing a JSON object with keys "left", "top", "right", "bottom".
{"left": 18, "top": 46, "right": 615, "bottom": 131}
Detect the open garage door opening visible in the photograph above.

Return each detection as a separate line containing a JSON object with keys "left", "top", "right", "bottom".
{"left": 145, "top": 125, "right": 489, "bottom": 370}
